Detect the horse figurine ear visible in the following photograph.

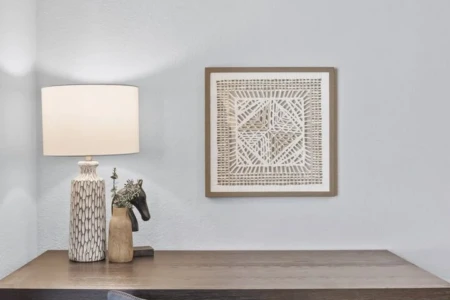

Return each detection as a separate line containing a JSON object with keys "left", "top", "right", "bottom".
{"left": 137, "top": 179, "right": 143, "bottom": 187}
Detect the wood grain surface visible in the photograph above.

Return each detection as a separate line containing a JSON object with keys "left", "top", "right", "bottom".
{"left": 1, "top": 250, "right": 449, "bottom": 300}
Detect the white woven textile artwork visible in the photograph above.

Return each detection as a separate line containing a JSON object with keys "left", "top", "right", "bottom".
{"left": 209, "top": 71, "right": 331, "bottom": 194}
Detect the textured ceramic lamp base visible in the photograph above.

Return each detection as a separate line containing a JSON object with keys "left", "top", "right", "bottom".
{"left": 69, "top": 160, "right": 106, "bottom": 262}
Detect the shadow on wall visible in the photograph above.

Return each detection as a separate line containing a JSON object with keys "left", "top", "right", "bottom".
{"left": 35, "top": 0, "right": 341, "bottom": 201}
{"left": 36, "top": 0, "right": 304, "bottom": 82}
{"left": 0, "top": 69, "right": 37, "bottom": 280}
{"left": 35, "top": 0, "right": 387, "bottom": 252}
{"left": 0, "top": 187, "right": 36, "bottom": 279}
{"left": 0, "top": 70, "right": 36, "bottom": 149}
{"left": 36, "top": 0, "right": 450, "bottom": 255}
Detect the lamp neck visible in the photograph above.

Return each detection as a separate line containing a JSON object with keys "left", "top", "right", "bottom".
{"left": 76, "top": 160, "right": 101, "bottom": 181}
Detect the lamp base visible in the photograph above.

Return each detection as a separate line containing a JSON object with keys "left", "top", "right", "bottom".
{"left": 69, "top": 160, "right": 106, "bottom": 262}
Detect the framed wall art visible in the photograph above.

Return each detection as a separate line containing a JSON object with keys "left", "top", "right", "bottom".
{"left": 205, "top": 67, "right": 337, "bottom": 197}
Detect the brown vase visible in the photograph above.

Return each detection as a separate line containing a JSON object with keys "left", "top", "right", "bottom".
{"left": 108, "top": 207, "right": 133, "bottom": 263}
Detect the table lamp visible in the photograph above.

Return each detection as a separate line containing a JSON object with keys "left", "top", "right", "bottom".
{"left": 41, "top": 85, "right": 139, "bottom": 262}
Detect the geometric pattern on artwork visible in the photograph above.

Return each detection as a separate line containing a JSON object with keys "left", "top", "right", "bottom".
{"left": 217, "top": 79, "right": 323, "bottom": 186}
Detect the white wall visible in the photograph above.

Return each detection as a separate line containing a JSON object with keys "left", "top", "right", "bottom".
{"left": 0, "top": 0, "right": 37, "bottom": 279}
{"left": 36, "top": 0, "right": 450, "bottom": 281}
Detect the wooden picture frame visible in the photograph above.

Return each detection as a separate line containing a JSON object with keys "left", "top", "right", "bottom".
{"left": 205, "top": 67, "right": 337, "bottom": 197}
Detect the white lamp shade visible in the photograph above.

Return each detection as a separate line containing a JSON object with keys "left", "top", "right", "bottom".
{"left": 42, "top": 85, "right": 139, "bottom": 156}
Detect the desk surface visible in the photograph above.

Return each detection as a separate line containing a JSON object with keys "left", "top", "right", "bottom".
{"left": 1, "top": 250, "right": 449, "bottom": 290}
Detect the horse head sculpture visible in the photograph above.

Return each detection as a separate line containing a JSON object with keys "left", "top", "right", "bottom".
{"left": 112, "top": 179, "right": 150, "bottom": 232}
{"left": 128, "top": 179, "right": 150, "bottom": 232}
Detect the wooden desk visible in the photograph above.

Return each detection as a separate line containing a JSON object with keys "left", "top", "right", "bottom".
{"left": 1, "top": 250, "right": 449, "bottom": 300}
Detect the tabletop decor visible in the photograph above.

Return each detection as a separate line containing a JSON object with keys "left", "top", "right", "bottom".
{"left": 41, "top": 85, "right": 139, "bottom": 262}
{"left": 110, "top": 168, "right": 150, "bottom": 233}
{"left": 109, "top": 168, "right": 150, "bottom": 263}
{"left": 205, "top": 67, "right": 337, "bottom": 197}
{"left": 109, "top": 206, "right": 133, "bottom": 263}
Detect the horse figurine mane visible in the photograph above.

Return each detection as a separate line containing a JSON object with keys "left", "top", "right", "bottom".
{"left": 112, "top": 179, "right": 150, "bottom": 232}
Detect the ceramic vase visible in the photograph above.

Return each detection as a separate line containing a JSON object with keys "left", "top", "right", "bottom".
{"left": 69, "top": 160, "right": 106, "bottom": 262}
{"left": 108, "top": 207, "right": 133, "bottom": 263}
